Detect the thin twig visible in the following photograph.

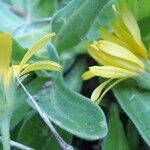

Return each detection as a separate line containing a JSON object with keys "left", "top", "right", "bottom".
{"left": 0, "top": 136, "right": 34, "bottom": 150}
{"left": 17, "top": 78, "right": 74, "bottom": 150}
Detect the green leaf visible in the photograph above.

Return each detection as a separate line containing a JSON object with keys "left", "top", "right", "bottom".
{"left": 34, "top": 75, "right": 107, "bottom": 140}
{"left": 16, "top": 112, "right": 72, "bottom": 150}
{"left": 53, "top": 0, "right": 109, "bottom": 52}
{"left": 102, "top": 104, "right": 129, "bottom": 150}
{"left": 113, "top": 81, "right": 150, "bottom": 146}
{"left": 51, "top": 0, "right": 85, "bottom": 33}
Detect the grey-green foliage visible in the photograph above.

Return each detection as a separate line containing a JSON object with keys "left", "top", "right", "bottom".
{"left": 113, "top": 81, "right": 150, "bottom": 146}
{"left": 51, "top": 0, "right": 85, "bottom": 33}
{"left": 34, "top": 74, "right": 108, "bottom": 140}
{"left": 52, "top": 0, "right": 109, "bottom": 52}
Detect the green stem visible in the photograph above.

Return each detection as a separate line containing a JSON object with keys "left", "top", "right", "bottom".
{"left": 0, "top": 116, "right": 10, "bottom": 150}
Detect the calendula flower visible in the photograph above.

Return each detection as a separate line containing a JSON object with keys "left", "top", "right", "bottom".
{"left": 0, "top": 32, "right": 62, "bottom": 150}
{"left": 0, "top": 32, "right": 62, "bottom": 87}
{"left": 82, "top": 5, "right": 148, "bottom": 104}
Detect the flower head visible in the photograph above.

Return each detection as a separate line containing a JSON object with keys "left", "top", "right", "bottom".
{"left": 82, "top": 5, "right": 148, "bottom": 104}
{"left": 0, "top": 32, "right": 62, "bottom": 87}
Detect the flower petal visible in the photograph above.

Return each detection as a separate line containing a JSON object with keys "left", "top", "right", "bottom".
{"left": 89, "top": 66, "right": 136, "bottom": 78}
{"left": 91, "top": 79, "right": 112, "bottom": 101}
{"left": 100, "top": 28, "right": 132, "bottom": 50}
{"left": 112, "top": 22, "right": 148, "bottom": 58}
{"left": 82, "top": 70, "right": 95, "bottom": 80}
{"left": 97, "top": 40, "right": 144, "bottom": 68}
{"left": 117, "top": 15, "right": 129, "bottom": 33}
{"left": 98, "top": 78, "right": 125, "bottom": 103}
{"left": 20, "top": 60, "right": 61, "bottom": 75}
{"left": 19, "top": 33, "right": 56, "bottom": 71}
{"left": 120, "top": 6, "right": 141, "bottom": 44}
{"left": 0, "top": 33, "right": 12, "bottom": 73}
{"left": 88, "top": 43, "right": 143, "bottom": 72}
{"left": 87, "top": 44, "right": 110, "bottom": 65}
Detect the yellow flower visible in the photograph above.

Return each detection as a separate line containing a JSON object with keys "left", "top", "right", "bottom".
{"left": 0, "top": 32, "right": 62, "bottom": 87}
{"left": 82, "top": 5, "right": 148, "bottom": 104}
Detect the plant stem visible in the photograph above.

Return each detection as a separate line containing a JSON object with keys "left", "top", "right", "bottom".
{"left": 17, "top": 78, "right": 74, "bottom": 150}
{"left": 0, "top": 136, "right": 35, "bottom": 150}
{"left": 0, "top": 115, "right": 10, "bottom": 150}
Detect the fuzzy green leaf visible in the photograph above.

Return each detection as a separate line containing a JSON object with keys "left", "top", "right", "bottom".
{"left": 34, "top": 75, "right": 108, "bottom": 140}
{"left": 53, "top": 0, "right": 109, "bottom": 52}
{"left": 113, "top": 81, "right": 150, "bottom": 146}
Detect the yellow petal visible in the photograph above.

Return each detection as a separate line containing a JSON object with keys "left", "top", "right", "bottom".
{"left": 87, "top": 44, "right": 110, "bottom": 65}
{"left": 19, "top": 33, "right": 56, "bottom": 71}
{"left": 98, "top": 78, "right": 125, "bottom": 103}
{"left": 12, "top": 65, "right": 29, "bottom": 76}
{"left": 91, "top": 79, "right": 112, "bottom": 101}
{"left": 89, "top": 66, "right": 136, "bottom": 78}
{"left": 111, "top": 22, "right": 148, "bottom": 58}
{"left": 20, "top": 60, "right": 61, "bottom": 75}
{"left": 100, "top": 28, "right": 132, "bottom": 50}
{"left": 117, "top": 14, "right": 129, "bottom": 33}
{"left": 120, "top": 6, "right": 141, "bottom": 44}
{"left": 88, "top": 43, "right": 143, "bottom": 72}
{"left": 97, "top": 40, "right": 144, "bottom": 68}
{"left": 82, "top": 70, "right": 95, "bottom": 80}
{"left": 0, "top": 33, "right": 12, "bottom": 73}
{"left": 100, "top": 28, "right": 123, "bottom": 45}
